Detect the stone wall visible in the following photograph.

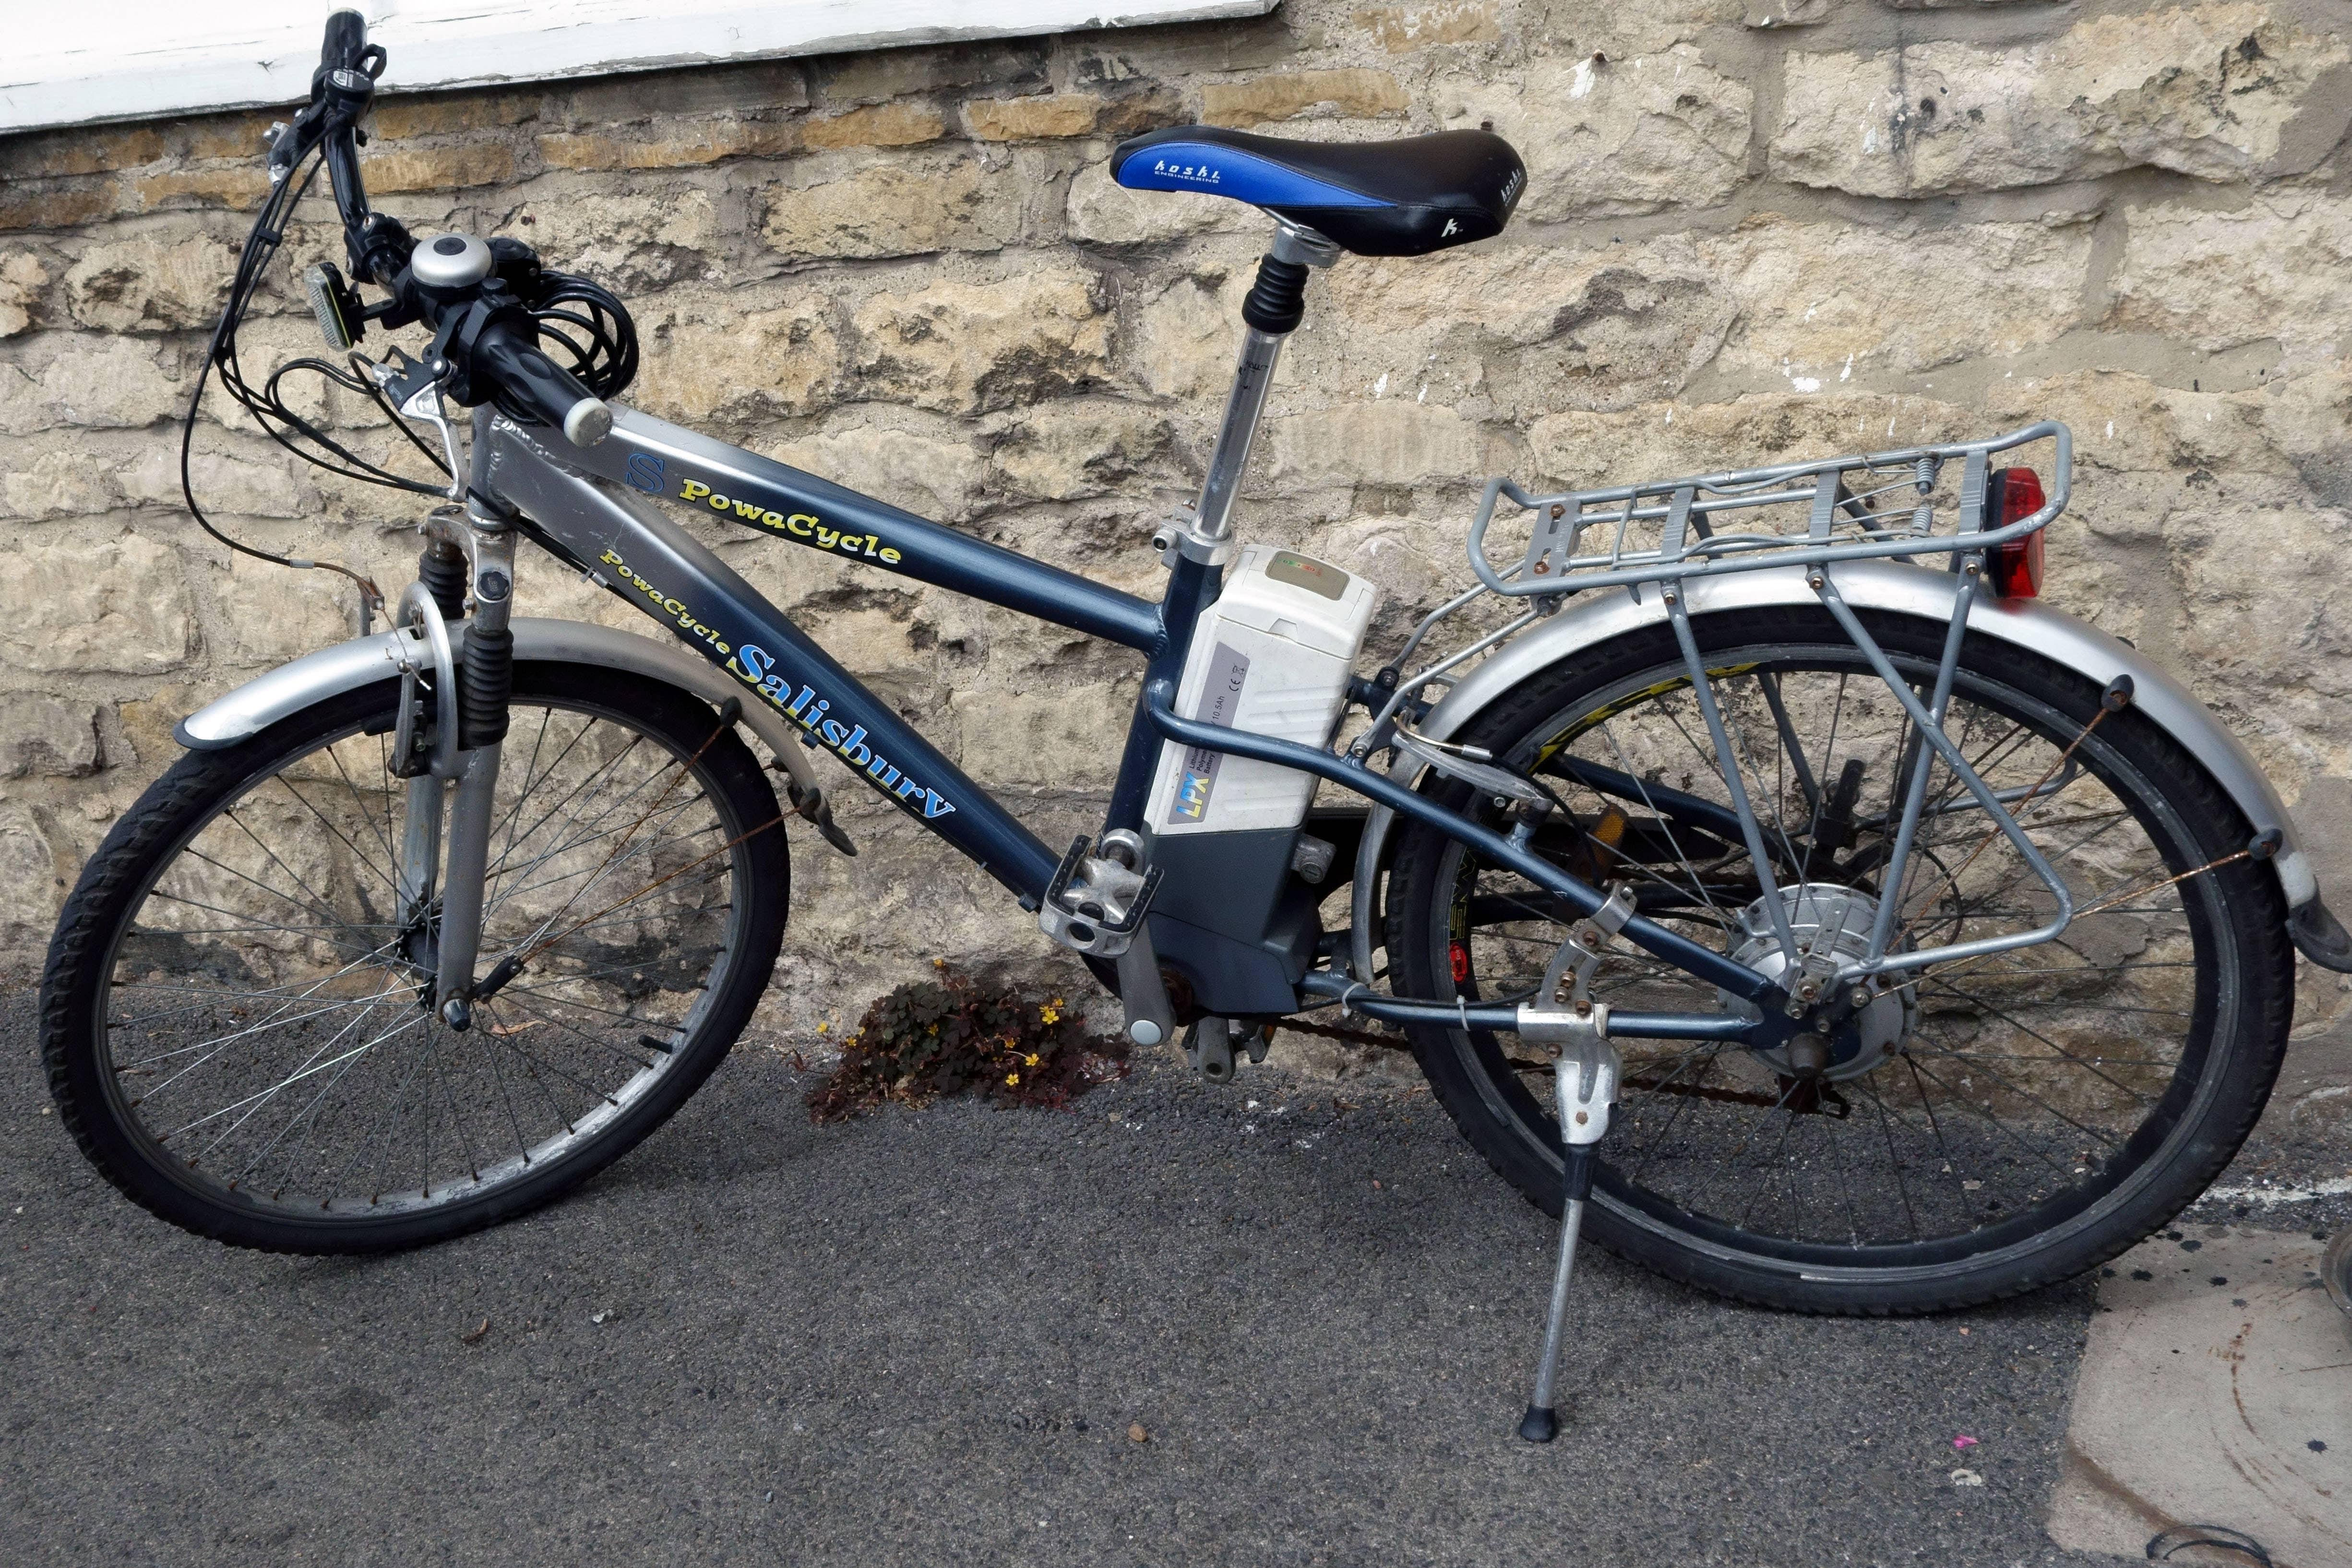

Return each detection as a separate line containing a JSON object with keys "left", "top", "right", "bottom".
{"left": 3, "top": 0, "right": 2352, "bottom": 1112}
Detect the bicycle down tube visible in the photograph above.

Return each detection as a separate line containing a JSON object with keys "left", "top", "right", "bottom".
{"left": 481, "top": 412, "right": 1084, "bottom": 902}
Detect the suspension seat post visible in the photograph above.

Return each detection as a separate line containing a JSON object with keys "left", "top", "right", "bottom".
{"left": 1173, "top": 223, "right": 1339, "bottom": 568}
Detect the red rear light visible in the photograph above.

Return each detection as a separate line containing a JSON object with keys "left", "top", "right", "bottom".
{"left": 1986, "top": 466, "right": 2046, "bottom": 598}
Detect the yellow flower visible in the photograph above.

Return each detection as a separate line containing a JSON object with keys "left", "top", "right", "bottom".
{"left": 1039, "top": 1005, "right": 1061, "bottom": 1025}
{"left": 1024, "top": 1053, "right": 1040, "bottom": 1068}
{"left": 1005, "top": 1071, "right": 1020, "bottom": 1086}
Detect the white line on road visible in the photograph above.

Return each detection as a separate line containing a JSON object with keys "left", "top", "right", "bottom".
{"left": 2200, "top": 1175, "right": 2352, "bottom": 1205}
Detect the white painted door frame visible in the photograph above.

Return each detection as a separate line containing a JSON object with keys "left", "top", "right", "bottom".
{"left": 1, "top": 1, "right": 1278, "bottom": 136}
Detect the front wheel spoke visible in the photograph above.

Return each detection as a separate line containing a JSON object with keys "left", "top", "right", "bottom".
{"left": 515, "top": 898, "right": 732, "bottom": 947}
{"left": 480, "top": 713, "right": 606, "bottom": 874}
{"left": 156, "top": 1010, "right": 424, "bottom": 1151}
{"left": 127, "top": 943, "right": 406, "bottom": 1082}
{"left": 224, "top": 1006, "right": 393, "bottom": 1189}
{"left": 114, "top": 982, "right": 411, "bottom": 1072}
{"left": 491, "top": 706, "right": 560, "bottom": 870}
{"left": 326, "top": 742, "right": 404, "bottom": 878}
{"left": 474, "top": 1000, "right": 580, "bottom": 1135}
{"left": 109, "top": 970, "right": 416, "bottom": 1040}
{"left": 489, "top": 993, "right": 660, "bottom": 1076}
{"left": 480, "top": 1003, "right": 536, "bottom": 1165}
{"left": 482, "top": 795, "right": 716, "bottom": 913}
{"left": 489, "top": 981, "right": 694, "bottom": 1027}
{"left": 491, "top": 940, "right": 729, "bottom": 997}
{"left": 274, "top": 772, "right": 398, "bottom": 896}
{"left": 472, "top": 1000, "right": 637, "bottom": 1100}
{"left": 216, "top": 808, "right": 356, "bottom": 933}
{"left": 482, "top": 724, "right": 648, "bottom": 880}
{"left": 484, "top": 752, "right": 687, "bottom": 945}
{"left": 188, "top": 990, "right": 406, "bottom": 1167}
{"left": 483, "top": 843, "right": 727, "bottom": 939}
{"left": 424, "top": 1018, "right": 483, "bottom": 1182}
{"left": 137, "top": 886, "right": 390, "bottom": 960}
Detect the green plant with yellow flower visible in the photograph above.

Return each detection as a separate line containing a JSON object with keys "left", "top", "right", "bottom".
{"left": 804, "top": 962, "right": 1125, "bottom": 1120}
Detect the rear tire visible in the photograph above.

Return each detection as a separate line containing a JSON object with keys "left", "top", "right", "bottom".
{"left": 41, "top": 662, "right": 789, "bottom": 1254}
{"left": 1385, "top": 606, "right": 2292, "bottom": 1313}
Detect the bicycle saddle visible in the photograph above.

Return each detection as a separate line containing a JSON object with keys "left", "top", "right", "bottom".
{"left": 1110, "top": 125, "right": 1526, "bottom": 257}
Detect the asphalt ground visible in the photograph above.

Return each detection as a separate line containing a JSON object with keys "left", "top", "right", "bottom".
{"left": 3, "top": 992, "right": 2340, "bottom": 1568}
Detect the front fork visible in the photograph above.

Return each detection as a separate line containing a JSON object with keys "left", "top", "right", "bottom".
{"left": 400, "top": 499, "right": 518, "bottom": 1029}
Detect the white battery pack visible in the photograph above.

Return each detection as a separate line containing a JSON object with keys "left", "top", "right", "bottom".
{"left": 1147, "top": 543, "right": 1380, "bottom": 837}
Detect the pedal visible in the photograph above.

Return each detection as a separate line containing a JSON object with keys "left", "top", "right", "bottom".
{"left": 1039, "top": 834, "right": 1161, "bottom": 958}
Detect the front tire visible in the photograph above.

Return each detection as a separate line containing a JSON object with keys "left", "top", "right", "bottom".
{"left": 1385, "top": 606, "right": 2292, "bottom": 1313}
{"left": 41, "top": 662, "right": 789, "bottom": 1254}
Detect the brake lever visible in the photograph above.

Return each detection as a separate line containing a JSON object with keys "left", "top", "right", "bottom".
{"left": 267, "top": 104, "right": 328, "bottom": 184}
{"left": 365, "top": 347, "right": 466, "bottom": 501}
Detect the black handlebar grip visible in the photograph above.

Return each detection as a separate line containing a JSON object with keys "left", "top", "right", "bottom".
{"left": 321, "top": 10, "right": 368, "bottom": 73}
{"left": 472, "top": 323, "right": 613, "bottom": 446}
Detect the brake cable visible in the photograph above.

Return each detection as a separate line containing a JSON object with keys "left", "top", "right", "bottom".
{"left": 178, "top": 143, "right": 398, "bottom": 626}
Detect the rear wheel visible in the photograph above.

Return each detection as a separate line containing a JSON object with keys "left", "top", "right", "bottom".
{"left": 1386, "top": 606, "right": 2292, "bottom": 1313}
{"left": 41, "top": 662, "right": 789, "bottom": 1254}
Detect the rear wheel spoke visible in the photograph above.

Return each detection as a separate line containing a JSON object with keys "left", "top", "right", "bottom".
{"left": 1386, "top": 619, "right": 2271, "bottom": 1299}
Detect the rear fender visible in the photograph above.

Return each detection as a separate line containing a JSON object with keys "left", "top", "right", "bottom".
{"left": 1349, "top": 560, "right": 2316, "bottom": 984}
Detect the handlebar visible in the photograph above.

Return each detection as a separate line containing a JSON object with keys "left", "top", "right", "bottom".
{"left": 280, "top": 10, "right": 613, "bottom": 445}
{"left": 472, "top": 324, "right": 613, "bottom": 445}
{"left": 321, "top": 9, "right": 368, "bottom": 73}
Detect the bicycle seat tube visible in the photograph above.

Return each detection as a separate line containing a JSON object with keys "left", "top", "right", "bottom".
{"left": 1173, "top": 223, "right": 1340, "bottom": 566}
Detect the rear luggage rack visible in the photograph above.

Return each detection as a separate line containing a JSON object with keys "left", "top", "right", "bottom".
{"left": 1465, "top": 419, "right": 2071, "bottom": 600}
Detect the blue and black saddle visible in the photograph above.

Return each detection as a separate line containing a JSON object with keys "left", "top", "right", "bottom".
{"left": 1111, "top": 124, "right": 1526, "bottom": 257}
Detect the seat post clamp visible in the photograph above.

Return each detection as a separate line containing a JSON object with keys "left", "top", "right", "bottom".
{"left": 1269, "top": 221, "right": 1341, "bottom": 269}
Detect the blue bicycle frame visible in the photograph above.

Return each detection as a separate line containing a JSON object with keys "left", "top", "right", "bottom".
{"left": 475, "top": 351, "right": 1787, "bottom": 1046}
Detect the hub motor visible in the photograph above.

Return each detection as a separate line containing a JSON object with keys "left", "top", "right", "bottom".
{"left": 1719, "top": 884, "right": 1917, "bottom": 1080}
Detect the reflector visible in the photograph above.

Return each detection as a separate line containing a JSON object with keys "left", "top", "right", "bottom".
{"left": 1986, "top": 467, "right": 2046, "bottom": 598}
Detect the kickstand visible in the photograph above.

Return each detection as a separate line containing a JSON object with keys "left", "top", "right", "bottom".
{"left": 1518, "top": 1040, "right": 1619, "bottom": 1443}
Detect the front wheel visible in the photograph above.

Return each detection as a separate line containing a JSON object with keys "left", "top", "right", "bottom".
{"left": 1385, "top": 605, "right": 2292, "bottom": 1314}
{"left": 40, "top": 662, "right": 789, "bottom": 1254}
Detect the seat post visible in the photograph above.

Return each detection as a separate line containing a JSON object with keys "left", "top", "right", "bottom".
{"left": 1172, "top": 222, "right": 1340, "bottom": 567}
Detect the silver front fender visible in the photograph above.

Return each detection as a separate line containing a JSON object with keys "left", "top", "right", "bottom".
{"left": 174, "top": 615, "right": 831, "bottom": 806}
{"left": 1349, "top": 559, "right": 2315, "bottom": 982}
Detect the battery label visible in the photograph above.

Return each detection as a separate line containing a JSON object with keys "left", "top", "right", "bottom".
{"left": 1167, "top": 641, "right": 1251, "bottom": 825}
